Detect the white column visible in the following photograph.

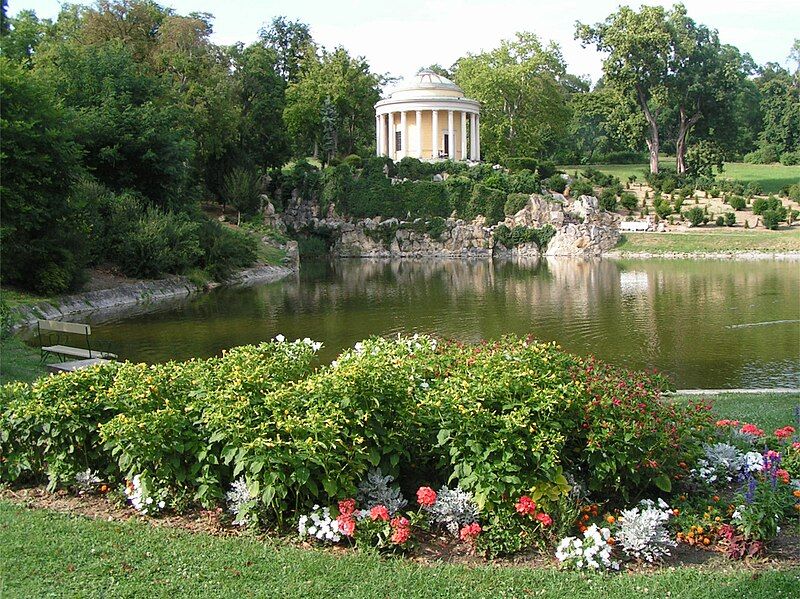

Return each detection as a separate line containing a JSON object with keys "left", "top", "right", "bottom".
{"left": 379, "top": 114, "right": 387, "bottom": 157}
{"left": 447, "top": 110, "right": 455, "bottom": 159}
{"left": 431, "top": 110, "right": 439, "bottom": 159}
{"left": 400, "top": 111, "right": 407, "bottom": 160}
{"left": 460, "top": 111, "right": 467, "bottom": 161}
{"left": 470, "top": 113, "right": 477, "bottom": 161}
{"left": 475, "top": 114, "right": 480, "bottom": 161}
{"left": 388, "top": 112, "right": 395, "bottom": 160}
{"left": 375, "top": 116, "right": 380, "bottom": 156}
{"left": 415, "top": 110, "right": 422, "bottom": 158}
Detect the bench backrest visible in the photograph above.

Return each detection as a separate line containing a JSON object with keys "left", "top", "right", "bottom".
{"left": 38, "top": 320, "right": 91, "bottom": 336}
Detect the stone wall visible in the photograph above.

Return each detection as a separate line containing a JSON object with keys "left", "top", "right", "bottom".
{"left": 294, "top": 192, "right": 620, "bottom": 260}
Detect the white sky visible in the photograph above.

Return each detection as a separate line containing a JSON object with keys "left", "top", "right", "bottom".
{"left": 10, "top": 0, "right": 800, "bottom": 86}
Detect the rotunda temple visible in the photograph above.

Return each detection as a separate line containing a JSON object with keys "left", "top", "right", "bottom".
{"left": 375, "top": 70, "right": 480, "bottom": 162}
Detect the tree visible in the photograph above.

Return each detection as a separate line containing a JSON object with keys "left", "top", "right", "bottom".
{"left": 577, "top": 3, "right": 751, "bottom": 174}
{"left": 259, "top": 16, "right": 314, "bottom": 84}
{"left": 0, "top": 8, "right": 50, "bottom": 65}
{"left": 320, "top": 96, "right": 338, "bottom": 165}
{"left": 453, "top": 32, "right": 570, "bottom": 162}
{"left": 283, "top": 46, "right": 381, "bottom": 158}
{"left": 0, "top": 58, "right": 87, "bottom": 293}
{"left": 566, "top": 86, "right": 643, "bottom": 162}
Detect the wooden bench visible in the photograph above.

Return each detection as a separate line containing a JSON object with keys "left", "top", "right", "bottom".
{"left": 37, "top": 320, "right": 117, "bottom": 362}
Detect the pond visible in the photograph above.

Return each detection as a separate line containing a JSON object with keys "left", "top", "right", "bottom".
{"left": 72, "top": 258, "right": 800, "bottom": 389}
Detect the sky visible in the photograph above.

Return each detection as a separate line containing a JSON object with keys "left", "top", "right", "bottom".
{"left": 9, "top": 0, "right": 800, "bottom": 86}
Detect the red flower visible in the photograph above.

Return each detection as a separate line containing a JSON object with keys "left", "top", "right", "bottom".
{"left": 740, "top": 423, "right": 764, "bottom": 437}
{"left": 416, "top": 486, "right": 437, "bottom": 507}
{"left": 338, "top": 498, "right": 356, "bottom": 517}
{"left": 337, "top": 515, "right": 356, "bottom": 537}
{"left": 776, "top": 468, "right": 790, "bottom": 484}
{"left": 792, "top": 442, "right": 800, "bottom": 451}
{"left": 459, "top": 522, "right": 482, "bottom": 543}
{"left": 390, "top": 516, "right": 411, "bottom": 544}
{"left": 515, "top": 495, "right": 537, "bottom": 516}
{"left": 369, "top": 505, "right": 390, "bottom": 522}
{"left": 774, "top": 426, "right": 796, "bottom": 439}
{"left": 535, "top": 512, "right": 553, "bottom": 527}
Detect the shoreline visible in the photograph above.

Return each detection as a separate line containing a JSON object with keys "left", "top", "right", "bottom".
{"left": 606, "top": 250, "right": 800, "bottom": 261}
{"left": 8, "top": 264, "right": 296, "bottom": 332}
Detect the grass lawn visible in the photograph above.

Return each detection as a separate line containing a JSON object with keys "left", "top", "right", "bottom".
{"left": 0, "top": 285, "right": 54, "bottom": 310}
{"left": 1, "top": 502, "right": 798, "bottom": 599}
{"left": 559, "top": 160, "right": 800, "bottom": 194}
{"left": 674, "top": 393, "right": 800, "bottom": 433}
{"left": 613, "top": 229, "right": 800, "bottom": 254}
{"left": 0, "top": 336, "right": 46, "bottom": 385}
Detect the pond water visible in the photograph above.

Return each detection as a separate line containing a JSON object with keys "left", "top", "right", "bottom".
{"left": 65, "top": 258, "right": 800, "bottom": 389}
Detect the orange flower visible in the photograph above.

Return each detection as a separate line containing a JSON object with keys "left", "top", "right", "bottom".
{"left": 703, "top": 537, "right": 711, "bottom": 546}
{"left": 793, "top": 489, "right": 800, "bottom": 498}
{"left": 606, "top": 515, "right": 615, "bottom": 524}
{"left": 582, "top": 514, "right": 590, "bottom": 521}
{"left": 672, "top": 509, "right": 680, "bottom": 516}
{"left": 712, "top": 495, "right": 720, "bottom": 502}
{"left": 99, "top": 484, "right": 108, "bottom": 493}
{"left": 606, "top": 537, "right": 616, "bottom": 546}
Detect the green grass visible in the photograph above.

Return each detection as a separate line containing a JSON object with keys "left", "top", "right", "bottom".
{"left": 675, "top": 393, "right": 800, "bottom": 433}
{"left": 0, "top": 336, "right": 45, "bottom": 384}
{"left": 0, "top": 285, "right": 54, "bottom": 309}
{"left": 0, "top": 502, "right": 797, "bottom": 599}
{"left": 614, "top": 229, "right": 800, "bottom": 254}
{"left": 559, "top": 160, "right": 800, "bottom": 194}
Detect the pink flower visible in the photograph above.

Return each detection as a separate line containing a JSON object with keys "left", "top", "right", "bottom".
{"left": 337, "top": 515, "right": 356, "bottom": 537}
{"left": 416, "top": 486, "right": 437, "bottom": 507}
{"left": 369, "top": 505, "right": 390, "bottom": 522}
{"left": 338, "top": 498, "right": 356, "bottom": 517}
{"left": 792, "top": 442, "right": 800, "bottom": 451}
{"left": 390, "top": 516, "right": 411, "bottom": 544}
{"left": 535, "top": 512, "right": 553, "bottom": 527}
{"left": 776, "top": 468, "right": 790, "bottom": 484}
{"left": 740, "top": 423, "right": 764, "bottom": 437}
{"left": 459, "top": 522, "right": 481, "bottom": 543}
{"left": 515, "top": 495, "right": 537, "bottom": 516}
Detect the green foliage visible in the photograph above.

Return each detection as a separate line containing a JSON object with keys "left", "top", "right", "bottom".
{"left": 545, "top": 174, "right": 567, "bottom": 193}
{"left": 715, "top": 216, "right": 725, "bottom": 226}
{"left": 222, "top": 167, "right": 263, "bottom": 216}
{"left": 581, "top": 167, "right": 619, "bottom": 188}
{"left": 752, "top": 196, "right": 784, "bottom": 216}
{"left": 686, "top": 140, "right": 725, "bottom": 179}
{"left": 728, "top": 195, "right": 746, "bottom": 211}
{"left": 654, "top": 200, "right": 673, "bottom": 219}
{"left": 115, "top": 208, "right": 202, "bottom": 278}
{"left": 779, "top": 151, "right": 799, "bottom": 166}
{"left": 724, "top": 212, "right": 737, "bottom": 227}
{"left": 467, "top": 184, "right": 506, "bottom": 225}
{"left": 504, "top": 194, "right": 530, "bottom": 216}
{"left": 493, "top": 225, "right": 556, "bottom": 250}
{"left": 505, "top": 158, "right": 557, "bottom": 180}
{"left": 683, "top": 207, "right": 706, "bottom": 227}
{"left": 620, "top": 191, "right": 638, "bottom": 213}
{"left": 0, "top": 336, "right": 708, "bottom": 522}
{"left": 395, "top": 157, "right": 437, "bottom": 181}
{"left": 197, "top": 220, "right": 258, "bottom": 281}
{"left": 599, "top": 188, "right": 618, "bottom": 212}
{"left": 569, "top": 179, "right": 594, "bottom": 197}
{"left": 761, "top": 209, "right": 786, "bottom": 230}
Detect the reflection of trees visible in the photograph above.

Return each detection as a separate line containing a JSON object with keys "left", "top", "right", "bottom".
{"left": 87, "top": 257, "right": 799, "bottom": 388}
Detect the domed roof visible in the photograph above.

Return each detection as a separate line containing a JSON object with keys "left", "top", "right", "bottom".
{"left": 386, "top": 69, "right": 466, "bottom": 100}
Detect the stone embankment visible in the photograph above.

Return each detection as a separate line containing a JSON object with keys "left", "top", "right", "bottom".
{"left": 293, "top": 193, "right": 620, "bottom": 260}
{"left": 10, "top": 264, "right": 296, "bottom": 331}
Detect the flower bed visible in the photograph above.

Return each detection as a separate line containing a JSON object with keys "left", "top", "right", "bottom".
{"left": 1, "top": 335, "right": 797, "bottom": 567}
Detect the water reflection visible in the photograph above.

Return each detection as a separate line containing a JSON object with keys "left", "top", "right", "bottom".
{"left": 76, "top": 257, "right": 799, "bottom": 389}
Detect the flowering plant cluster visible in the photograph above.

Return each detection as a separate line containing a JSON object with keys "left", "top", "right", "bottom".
{"left": 226, "top": 477, "right": 255, "bottom": 527}
{"left": 556, "top": 524, "right": 619, "bottom": 571}
{"left": 124, "top": 474, "right": 166, "bottom": 515}
{"left": 615, "top": 499, "right": 676, "bottom": 562}
{"left": 298, "top": 504, "right": 342, "bottom": 543}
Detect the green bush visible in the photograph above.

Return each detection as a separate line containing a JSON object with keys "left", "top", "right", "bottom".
{"left": 395, "top": 157, "right": 437, "bottom": 181}
{"left": 715, "top": 216, "right": 725, "bottom": 226}
{"left": 197, "top": 220, "right": 258, "bottom": 281}
{"left": 116, "top": 208, "right": 202, "bottom": 278}
{"left": 493, "top": 224, "right": 556, "bottom": 250}
{"left": 504, "top": 193, "right": 529, "bottom": 216}
{"left": 505, "top": 158, "right": 557, "bottom": 180}
{"left": 545, "top": 174, "right": 567, "bottom": 193}
{"left": 342, "top": 154, "right": 363, "bottom": 168}
{"left": 569, "top": 179, "right": 594, "bottom": 198}
{"left": 683, "top": 206, "right": 705, "bottom": 227}
{"left": 752, "top": 196, "right": 783, "bottom": 215}
{"left": 222, "top": 167, "right": 262, "bottom": 216}
{"left": 761, "top": 209, "right": 786, "bottom": 230}
{"left": 724, "top": 212, "right": 736, "bottom": 227}
{"left": 728, "top": 195, "right": 746, "bottom": 211}
{"left": 581, "top": 167, "right": 618, "bottom": 188}
{"left": 444, "top": 176, "right": 473, "bottom": 217}
{"left": 743, "top": 145, "right": 779, "bottom": 164}
{"left": 507, "top": 169, "right": 540, "bottom": 195}
{"left": 467, "top": 184, "right": 506, "bottom": 225}
{"left": 780, "top": 151, "right": 800, "bottom": 166}
{"left": 788, "top": 184, "right": 800, "bottom": 202}
{"left": 744, "top": 182, "right": 763, "bottom": 197}
{"left": 620, "top": 192, "right": 638, "bottom": 213}
{"left": 654, "top": 200, "right": 673, "bottom": 219}
{"left": 599, "top": 188, "right": 618, "bottom": 212}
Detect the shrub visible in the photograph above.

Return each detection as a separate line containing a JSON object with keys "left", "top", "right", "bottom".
{"left": 744, "top": 146, "right": 779, "bottom": 164}
{"left": 222, "top": 167, "right": 262, "bottom": 216}
{"left": 581, "top": 167, "right": 618, "bottom": 188}
{"left": 788, "top": 184, "right": 800, "bottom": 202}
{"left": 654, "top": 200, "right": 673, "bottom": 219}
{"left": 715, "top": 216, "right": 725, "bottom": 226}
{"left": 493, "top": 224, "right": 556, "bottom": 250}
{"left": 507, "top": 169, "right": 540, "bottom": 195}
{"left": 506, "top": 158, "right": 557, "bottom": 180}
{"left": 724, "top": 212, "right": 736, "bottom": 227}
{"left": 752, "top": 196, "right": 783, "bottom": 216}
{"left": 467, "top": 184, "right": 506, "bottom": 225}
{"left": 683, "top": 207, "right": 705, "bottom": 227}
{"left": 728, "top": 196, "right": 746, "bottom": 211}
{"left": 599, "top": 188, "right": 618, "bottom": 212}
{"left": 761, "top": 209, "right": 786, "bottom": 230}
{"left": 620, "top": 192, "right": 638, "bottom": 213}
{"left": 569, "top": 179, "right": 594, "bottom": 198}
{"left": 780, "top": 151, "right": 800, "bottom": 166}
{"left": 744, "top": 182, "right": 763, "bottom": 197}
{"left": 342, "top": 154, "right": 363, "bottom": 168}
{"left": 504, "top": 193, "right": 529, "bottom": 216}
{"left": 197, "top": 220, "right": 258, "bottom": 281}
{"left": 545, "top": 174, "right": 567, "bottom": 193}
{"left": 395, "top": 157, "right": 436, "bottom": 181}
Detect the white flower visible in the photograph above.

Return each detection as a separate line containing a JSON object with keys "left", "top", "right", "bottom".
{"left": 743, "top": 451, "right": 764, "bottom": 472}
{"left": 158, "top": 500, "right": 165, "bottom": 509}
{"left": 420, "top": 382, "right": 429, "bottom": 389}
{"left": 275, "top": 334, "right": 285, "bottom": 343}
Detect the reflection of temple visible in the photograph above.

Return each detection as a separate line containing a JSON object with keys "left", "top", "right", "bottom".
{"left": 375, "top": 70, "right": 481, "bottom": 161}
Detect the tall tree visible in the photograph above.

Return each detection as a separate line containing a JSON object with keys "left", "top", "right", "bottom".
{"left": 577, "top": 4, "right": 752, "bottom": 174}
{"left": 283, "top": 46, "right": 381, "bottom": 158}
{"left": 453, "top": 32, "right": 570, "bottom": 162}
{"left": 259, "top": 16, "right": 314, "bottom": 84}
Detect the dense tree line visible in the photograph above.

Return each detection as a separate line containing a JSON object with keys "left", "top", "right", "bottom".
{"left": 1, "top": 1, "right": 796, "bottom": 294}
